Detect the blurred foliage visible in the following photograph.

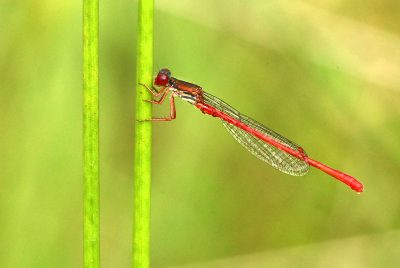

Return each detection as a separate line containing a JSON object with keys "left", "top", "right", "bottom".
{"left": 1, "top": 0, "right": 400, "bottom": 267}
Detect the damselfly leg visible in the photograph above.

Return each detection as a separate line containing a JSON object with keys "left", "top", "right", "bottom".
{"left": 138, "top": 83, "right": 177, "bottom": 121}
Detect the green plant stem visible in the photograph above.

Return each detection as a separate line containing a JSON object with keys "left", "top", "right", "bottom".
{"left": 133, "top": 0, "right": 154, "bottom": 267}
{"left": 83, "top": 0, "right": 99, "bottom": 267}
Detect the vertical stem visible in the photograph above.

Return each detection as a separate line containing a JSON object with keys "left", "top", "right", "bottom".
{"left": 83, "top": 0, "right": 100, "bottom": 267}
{"left": 133, "top": 0, "right": 153, "bottom": 267}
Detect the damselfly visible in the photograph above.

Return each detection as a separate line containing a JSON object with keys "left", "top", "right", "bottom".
{"left": 139, "top": 68, "right": 364, "bottom": 193}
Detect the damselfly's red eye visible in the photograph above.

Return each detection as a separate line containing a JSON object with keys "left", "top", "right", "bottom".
{"left": 155, "top": 74, "right": 169, "bottom": 86}
{"left": 154, "top": 68, "right": 171, "bottom": 86}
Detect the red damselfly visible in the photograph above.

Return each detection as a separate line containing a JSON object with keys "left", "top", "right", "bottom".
{"left": 139, "top": 68, "right": 364, "bottom": 193}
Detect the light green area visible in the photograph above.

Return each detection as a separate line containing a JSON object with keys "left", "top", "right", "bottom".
{"left": 83, "top": 0, "right": 99, "bottom": 267}
{"left": 1, "top": 1, "right": 400, "bottom": 267}
{"left": 133, "top": 0, "right": 153, "bottom": 267}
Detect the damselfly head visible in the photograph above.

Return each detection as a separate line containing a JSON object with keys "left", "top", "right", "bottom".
{"left": 155, "top": 68, "right": 171, "bottom": 86}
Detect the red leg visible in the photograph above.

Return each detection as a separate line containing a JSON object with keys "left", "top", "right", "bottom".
{"left": 143, "top": 86, "right": 170, "bottom": 105}
{"left": 138, "top": 93, "right": 177, "bottom": 122}
{"left": 139, "top": 83, "right": 168, "bottom": 97}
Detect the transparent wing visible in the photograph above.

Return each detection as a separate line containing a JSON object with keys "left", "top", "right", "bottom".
{"left": 203, "top": 91, "right": 309, "bottom": 176}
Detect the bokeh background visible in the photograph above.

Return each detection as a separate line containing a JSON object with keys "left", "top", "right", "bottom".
{"left": 1, "top": 0, "right": 400, "bottom": 267}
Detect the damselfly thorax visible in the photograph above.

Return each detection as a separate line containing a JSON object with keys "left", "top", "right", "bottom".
{"left": 169, "top": 77, "right": 204, "bottom": 104}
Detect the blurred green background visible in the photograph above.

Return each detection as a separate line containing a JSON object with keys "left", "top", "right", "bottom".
{"left": 1, "top": 0, "right": 400, "bottom": 267}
